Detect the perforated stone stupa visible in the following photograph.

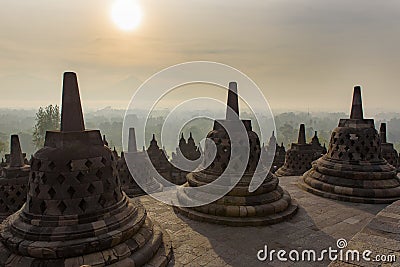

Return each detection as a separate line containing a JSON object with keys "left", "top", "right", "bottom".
{"left": 175, "top": 82, "right": 298, "bottom": 226}
{"left": 0, "top": 72, "right": 172, "bottom": 266}
{"left": 379, "top": 123, "right": 399, "bottom": 170}
{"left": 262, "top": 131, "right": 286, "bottom": 173}
{"left": 117, "top": 128, "right": 163, "bottom": 197}
{"left": 147, "top": 134, "right": 176, "bottom": 184}
{"left": 171, "top": 133, "right": 201, "bottom": 185}
{"left": 0, "top": 135, "right": 30, "bottom": 222}
{"left": 275, "top": 124, "right": 316, "bottom": 176}
{"left": 299, "top": 86, "right": 400, "bottom": 203}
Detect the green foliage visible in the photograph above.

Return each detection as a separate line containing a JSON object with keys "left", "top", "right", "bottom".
{"left": 0, "top": 139, "right": 6, "bottom": 155}
{"left": 32, "top": 105, "right": 60, "bottom": 148}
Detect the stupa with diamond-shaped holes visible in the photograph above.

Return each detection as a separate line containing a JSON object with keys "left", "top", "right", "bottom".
{"left": 171, "top": 133, "right": 201, "bottom": 185}
{"left": 0, "top": 72, "right": 172, "bottom": 266}
{"left": 275, "top": 124, "right": 317, "bottom": 176}
{"left": 117, "top": 127, "right": 163, "bottom": 197}
{"left": 299, "top": 86, "right": 400, "bottom": 203}
{"left": 174, "top": 82, "right": 298, "bottom": 226}
{"left": 379, "top": 123, "right": 399, "bottom": 171}
{"left": 0, "top": 135, "right": 30, "bottom": 223}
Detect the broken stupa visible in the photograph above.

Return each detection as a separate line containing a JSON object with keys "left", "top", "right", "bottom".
{"left": 0, "top": 135, "right": 30, "bottom": 223}
{"left": 275, "top": 124, "right": 316, "bottom": 176}
{"left": 117, "top": 127, "right": 163, "bottom": 197}
{"left": 379, "top": 123, "right": 399, "bottom": 170}
{"left": 175, "top": 82, "right": 298, "bottom": 226}
{"left": 0, "top": 72, "right": 172, "bottom": 266}
{"left": 299, "top": 86, "right": 400, "bottom": 203}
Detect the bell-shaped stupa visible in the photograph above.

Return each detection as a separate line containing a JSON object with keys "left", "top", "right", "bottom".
{"left": 299, "top": 86, "right": 400, "bottom": 203}
{"left": 263, "top": 132, "right": 286, "bottom": 173}
{"left": 171, "top": 133, "right": 201, "bottom": 185}
{"left": 0, "top": 72, "right": 172, "bottom": 266}
{"left": 379, "top": 123, "right": 399, "bottom": 170}
{"left": 275, "top": 124, "right": 316, "bottom": 176}
{"left": 0, "top": 135, "right": 30, "bottom": 222}
{"left": 175, "top": 82, "right": 298, "bottom": 226}
{"left": 117, "top": 127, "right": 163, "bottom": 197}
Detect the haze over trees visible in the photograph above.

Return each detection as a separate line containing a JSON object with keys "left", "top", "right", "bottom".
{"left": 1, "top": 107, "right": 400, "bottom": 158}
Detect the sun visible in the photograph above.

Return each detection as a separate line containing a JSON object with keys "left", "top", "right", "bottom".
{"left": 111, "top": 0, "right": 142, "bottom": 31}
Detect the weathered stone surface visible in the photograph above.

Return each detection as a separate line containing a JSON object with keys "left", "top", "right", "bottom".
{"left": 330, "top": 200, "right": 400, "bottom": 266}
{"left": 117, "top": 128, "right": 163, "bottom": 198}
{"left": 276, "top": 124, "right": 321, "bottom": 177}
{"left": 0, "top": 135, "right": 30, "bottom": 222}
{"left": 175, "top": 82, "right": 298, "bottom": 226}
{"left": 300, "top": 86, "right": 400, "bottom": 203}
{"left": 0, "top": 72, "right": 172, "bottom": 266}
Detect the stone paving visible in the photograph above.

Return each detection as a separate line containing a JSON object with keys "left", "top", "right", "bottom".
{"left": 138, "top": 176, "right": 388, "bottom": 267}
{"left": 330, "top": 200, "right": 400, "bottom": 267}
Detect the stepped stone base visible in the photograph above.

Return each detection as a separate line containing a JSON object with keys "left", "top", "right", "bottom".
{"left": 0, "top": 200, "right": 173, "bottom": 267}
{"left": 174, "top": 172, "right": 298, "bottom": 226}
{"left": 299, "top": 170, "right": 400, "bottom": 204}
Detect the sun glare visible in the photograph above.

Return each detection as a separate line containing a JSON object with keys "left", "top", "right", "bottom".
{"left": 111, "top": 0, "right": 142, "bottom": 31}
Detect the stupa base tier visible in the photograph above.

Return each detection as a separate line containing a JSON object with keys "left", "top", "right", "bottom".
{"left": 298, "top": 175, "right": 400, "bottom": 204}
{"left": 0, "top": 218, "right": 172, "bottom": 267}
{"left": 174, "top": 190, "right": 298, "bottom": 227}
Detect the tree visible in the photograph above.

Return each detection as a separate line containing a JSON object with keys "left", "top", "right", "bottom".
{"left": 32, "top": 105, "right": 60, "bottom": 148}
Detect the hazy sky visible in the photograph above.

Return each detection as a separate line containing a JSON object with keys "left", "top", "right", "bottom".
{"left": 1, "top": 0, "right": 400, "bottom": 114}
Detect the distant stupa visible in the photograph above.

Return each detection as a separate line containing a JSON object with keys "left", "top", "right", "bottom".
{"left": 0, "top": 72, "right": 172, "bottom": 266}
{"left": 275, "top": 124, "right": 317, "bottom": 176}
{"left": 171, "top": 132, "right": 201, "bottom": 185}
{"left": 379, "top": 123, "right": 399, "bottom": 170}
{"left": 175, "top": 82, "right": 298, "bottom": 226}
{"left": 117, "top": 127, "right": 163, "bottom": 197}
{"left": 0, "top": 135, "right": 30, "bottom": 222}
{"left": 299, "top": 86, "right": 400, "bottom": 203}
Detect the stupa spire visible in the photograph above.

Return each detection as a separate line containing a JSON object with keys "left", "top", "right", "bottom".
{"left": 350, "top": 86, "right": 364, "bottom": 120}
{"left": 9, "top": 135, "right": 24, "bottom": 168}
{"left": 226, "top": 82, "right": 239, "bottom": 120}
{"left": 380, "top": 123, "right": 387, "bottom": 143}
{"left": 128, "top": 127, "right": 138, "bottom": 152}
{"left": 298, "top": 124, "right": 306, "bottom": 145}
{"left": 60, "top": 72, "right": 85, "bottom": 132}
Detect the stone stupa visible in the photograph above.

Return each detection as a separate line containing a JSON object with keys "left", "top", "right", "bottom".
{"left": 0, "top": 72, "right": 172, "bottom": 266}
{"left": 175, "top": 82, "right": 298, "bottom": 226}
{"left": 263, "top": 132, "right": 286, "bottom": 173}
{"left": 379, "top": 123, "right": 399, "bottom": 170}
{"left": 146, "top": 134, "right": 175, "bottom": 184}
{"left": 275, "top": 124, "right": 316, "bottom": 176}
{"left": 117, "top": 127, "right": 163, "bottom": 197}
{"left": 0, "top": 135, "right": 30, "bottom": 222}
{"left": 299, "top": 86, "right": 400, "bottom": 203}
{"left": 171, "top": 133, "right": 201, "bottom": 185}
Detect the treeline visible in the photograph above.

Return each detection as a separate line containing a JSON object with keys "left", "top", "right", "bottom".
{"left": 1, "top": 107, "right": 400, "bottom": 158}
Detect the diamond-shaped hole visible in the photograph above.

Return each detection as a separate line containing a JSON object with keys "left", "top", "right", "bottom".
{"left": 76, "top": 172, "right": 84, "bottom": 182}
{"left": 98, "top": 196, "right": 106, "bottom": 207}
{"left": 87, "top": 184, "right": 95, "bottom": 194}
{"left": 35, "top": 185, "right": 40, "bottom": 196}
{"left": 79, "top": 199, "right": 87, "bottom": 212}
{"left": 58, "top": 201, "right": 67, "bottom": 214}
{"left": 40, "top": 201, "right": 47, "bottom": 214}
{"left": 57, "top": 174, "right": 65, "bottom": 184}
{"left": 48, "top": 187, "right": 56, "bottom": 199}
{"left": 96, "top": 170, "right": 103, "bottom": 179}
{"left": 67, "top": 186, "right": 75, "bottom": 198}
{"left": 85, "top": 160, "right": 93, "bottom": 168}
{"left": 48, "top": 161, "right": 56, "bottom": 170}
